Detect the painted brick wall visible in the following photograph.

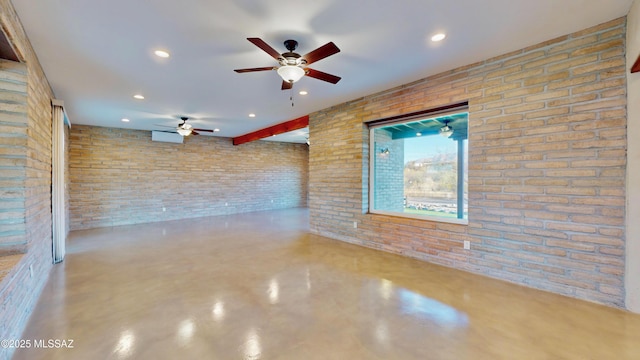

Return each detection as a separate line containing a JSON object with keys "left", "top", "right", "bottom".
{"left": 0, "top": 0, "right": 55, "bottom": 359}
{"left": 69, "top": 125, "right": 308, "bottom": 230}
{"left": 372, "top": 129, "right": 405, "bottom": 212}
{"left": 309, "top": 18, "right": 627, "bottom": 307}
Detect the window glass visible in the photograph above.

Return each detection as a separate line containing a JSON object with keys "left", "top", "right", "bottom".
{"left": 370, "top": 112, "right": 468, "bottom": 223}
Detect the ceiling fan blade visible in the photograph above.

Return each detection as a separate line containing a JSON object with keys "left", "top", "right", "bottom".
{"left": 247, "top": 38, "right": 282, "bottom": 60}
{"left": 193, "top": 128, "right": 214, "bottom": 133}
{"left": 302, "top": 42, "right": 340, "bottom": 65}
{"left": 281, "top": 80, "right": 293, "bottom": 90}
{"left": 305, "top": 68, "right": 341, "bottom": 84}
{"left": 234, "top": 66, "right": 275, "bottom": 73}
{"left": 191, "top": 130, "right": 199, "bottom": 135}
{"left": 155, "top": 129, "right": 176, "bottom": 133}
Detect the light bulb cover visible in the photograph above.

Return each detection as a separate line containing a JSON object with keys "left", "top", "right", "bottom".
{"left": 439, "top": 125, "right": 453, "bottom": 138}
{"left": 177, "top": 128, "right": 191, "bottom": 136}
{"left": 277, "top": 65, "right": 305, "bottom": 83}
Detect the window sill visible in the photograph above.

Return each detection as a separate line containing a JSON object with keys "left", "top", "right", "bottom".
{"left": 369, "top": 210, "right": 469, "bottom": 225}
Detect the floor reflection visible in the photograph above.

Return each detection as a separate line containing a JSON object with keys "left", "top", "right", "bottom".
{"left": 113, "top": 330, "right": 135, "bottom": 359}
{"left": 398, "top": 289, "right": 469, "bottom": 327}
{"left": 244, "top": 328, "right": 261, "bottom": 360}
{"left": 177, "top": 318, "right": 195, "bottom": 347}
{"left": 212, "top": 301, "right": 225, "bottom": 322}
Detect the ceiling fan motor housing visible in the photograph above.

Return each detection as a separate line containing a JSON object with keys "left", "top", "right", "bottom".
{"left": 280, "top": 40, "right": 306, "bottom": 66}
{"left": 280, "top": 55, "right": 304, "bottom": 66}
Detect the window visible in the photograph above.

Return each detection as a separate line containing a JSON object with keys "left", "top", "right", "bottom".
{"left": 369, "top": 107, "right": 468, "bottom": 223}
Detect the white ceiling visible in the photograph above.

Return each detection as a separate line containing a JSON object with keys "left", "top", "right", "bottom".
{"left": 12, "top": 0, "right": 633, "bottom": 143}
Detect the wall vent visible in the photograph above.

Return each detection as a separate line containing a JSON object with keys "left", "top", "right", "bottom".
{"left": 152, "top": 131, "right": 183, "bottom": 144}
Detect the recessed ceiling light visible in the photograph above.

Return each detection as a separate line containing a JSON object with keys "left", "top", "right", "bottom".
{"left": 416, "top": 132, "right": 422, "bottom": 136}
{"left": 154, "top": 50, "right": 170, "bottom": 58}
{"left": 133, "top": 94, "right": 144, "bottom": 100}
{"left": 299, "top": 91, "right": 308, "bottom": 95}
{"left": 431, "top": 33, "right": 446, "bottom": 42}
{"left": 121, "top": 118, "right": 130, "bottom": 122}
{"left": 214, "top": 128, "right": 220, "bottom": 132}
{"left": 249, "top": 113, "right": 256, "bottom": 118}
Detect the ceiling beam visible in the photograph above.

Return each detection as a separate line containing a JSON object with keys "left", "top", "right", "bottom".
{"left": 233, "top": 115, "right": 309, "bottom": 145}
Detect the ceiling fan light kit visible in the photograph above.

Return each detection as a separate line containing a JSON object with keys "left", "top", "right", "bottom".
{"left": 155, "top": 116, "right": 217, "bottom": 137}
{"left": 177, "top": 127, "right": 192, "bottom": 136}
{"left": 234, "top": 38, "right": 342, "bottom": 90}
{"left": 277, "top": 65, "right": 305, "bottom": 83}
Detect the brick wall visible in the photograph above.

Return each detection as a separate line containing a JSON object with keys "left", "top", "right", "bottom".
{"left": 0, "top": 1, "right": 55, "bottom": 359}
{"left": 310, "top": 18, "right": 627, "bottom": 307}
{"left": 69, "top": 125, "right": 308, "bottom": 230}
{"left": 0, "top": 59, "right": 27, "bottom": 254}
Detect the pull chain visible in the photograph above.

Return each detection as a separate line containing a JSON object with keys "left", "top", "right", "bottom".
{"left": 290, "top": 87, "right": 295, "bottom": 107}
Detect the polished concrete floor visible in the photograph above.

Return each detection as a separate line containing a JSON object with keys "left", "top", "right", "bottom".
{"left": 13, "top": 208, "right": 640, "bottom": 359}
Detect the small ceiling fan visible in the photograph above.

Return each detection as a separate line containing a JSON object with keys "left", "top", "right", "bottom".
{"left": 156, "top": 117, "right": 218, "bottom": 137}
{"left": 234, "top": 38, "right": 341, "bottom": 90}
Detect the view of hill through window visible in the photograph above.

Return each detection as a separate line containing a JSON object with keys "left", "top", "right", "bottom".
{"left": 403, "top": 137, "right": 467, "bottom": 218}
{"left": 370, "top": 111, "right": 468, "bottom": 221}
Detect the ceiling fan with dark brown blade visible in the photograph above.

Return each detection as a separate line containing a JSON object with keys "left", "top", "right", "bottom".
{"left": 155, "top": 117, "right": 218, "bottom": 137}
{"left": 234, "top": 38, "right": 341, "bottom": 90}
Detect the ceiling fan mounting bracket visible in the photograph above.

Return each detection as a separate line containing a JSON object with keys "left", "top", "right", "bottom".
{"left": 283, "top": 39, "right": 298, "bottom": 51}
